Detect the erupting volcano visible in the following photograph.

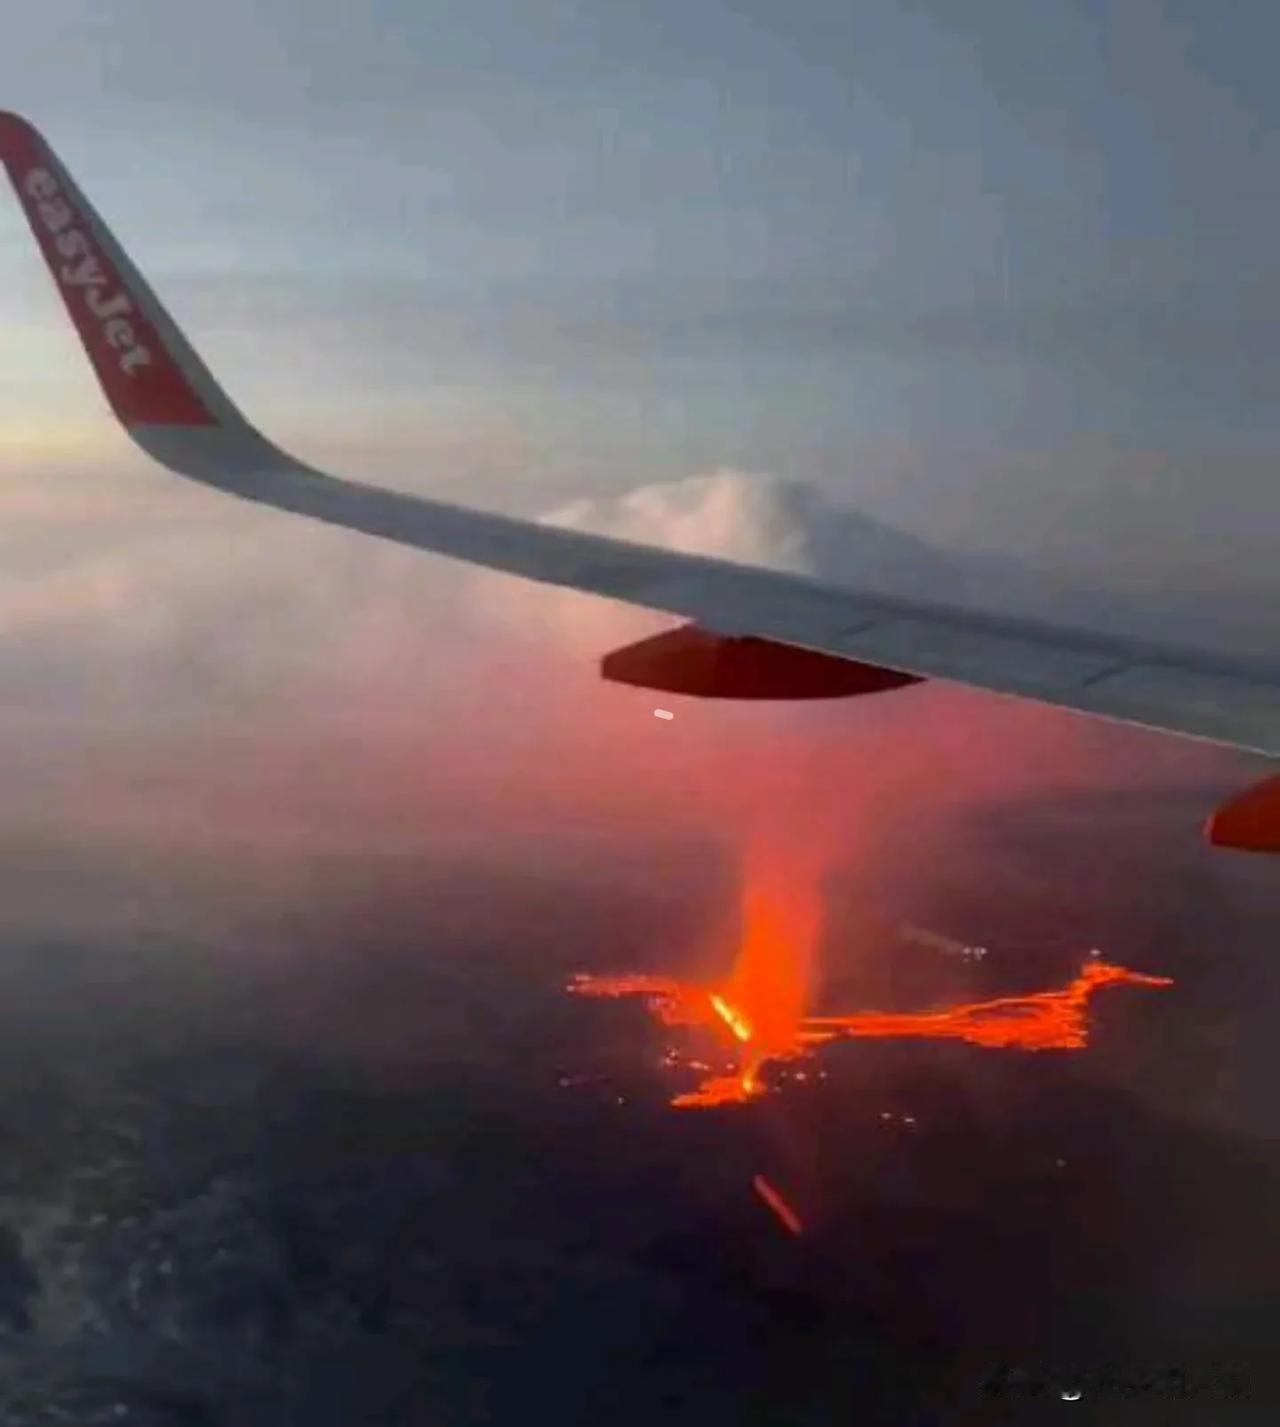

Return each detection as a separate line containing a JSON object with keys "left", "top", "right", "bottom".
{"left": 569, "top": 842, "right": 1173, "bottom": 1109}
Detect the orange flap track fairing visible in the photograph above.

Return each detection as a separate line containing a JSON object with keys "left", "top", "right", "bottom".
{"left": 1206, "top": 772, "right": 1280, "bottom": 853}
{"left": 601, "top": 624, "right": 925, "bottom": 700}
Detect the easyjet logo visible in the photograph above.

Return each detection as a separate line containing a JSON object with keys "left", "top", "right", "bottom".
{"left": 23, "top": 166, "right": 152, "bottom": 376}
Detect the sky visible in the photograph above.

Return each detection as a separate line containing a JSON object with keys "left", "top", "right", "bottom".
{"left": 0, "top": 0, "right": 1273, "bottom": 899}
{"left": 0, "top": 0, "right": 1274, "bottom": 872}
{"left": 1, "top": 0, "right": 1278, "bottom": 649}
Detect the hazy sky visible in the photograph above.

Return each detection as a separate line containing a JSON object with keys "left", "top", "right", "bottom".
{"left": 1, "top": 0, "right": 1277, "bottom": 640}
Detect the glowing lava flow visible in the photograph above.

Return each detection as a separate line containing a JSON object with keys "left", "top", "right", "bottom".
{"left": 752, "top": 1175, "right": 805, "bottom": 1236}
{"left": 799, "top": 958, "right": 1174, "bottom": 1052}
{"left": 568, "top": 847, "right": 1173, "bottom": 1108}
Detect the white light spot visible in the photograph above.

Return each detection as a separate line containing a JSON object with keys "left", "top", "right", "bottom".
{"left": 653, "top": 708, "right": 675, "bottom": 720}
{"left": 1061, "top": 1389, "right": 1083, "bottom": 1401}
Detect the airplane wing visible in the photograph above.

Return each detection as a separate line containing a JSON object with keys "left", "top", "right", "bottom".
{"left": 2, "top": 110, "right": 1278, "bottom": 846}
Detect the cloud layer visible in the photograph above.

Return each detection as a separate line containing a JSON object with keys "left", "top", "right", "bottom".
{"left": 0, "top": 463, "right": 1248, "bottom": 880}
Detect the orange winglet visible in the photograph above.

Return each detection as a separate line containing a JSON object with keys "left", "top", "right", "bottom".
{"left": 1205, "top": 772, "right": 1280, "bottom": 853}
{"left": 601, "top": 623, "right": 924, "bottom": 700}
{"left": 0, "top": 111, "right": 216, "bottom": 428}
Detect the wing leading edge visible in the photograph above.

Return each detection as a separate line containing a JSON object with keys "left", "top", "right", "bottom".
{"left": 3, "top": 110, "right": 1280, "bottom": 776}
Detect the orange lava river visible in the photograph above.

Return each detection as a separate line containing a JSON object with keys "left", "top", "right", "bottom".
{"left": 568, "top": 846, "right": 1173, "bottom": 1109}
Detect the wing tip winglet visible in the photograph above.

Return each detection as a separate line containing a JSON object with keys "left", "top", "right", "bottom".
{"left": 0, "top": 110, "right": 35, "bottom": 139}
{"left": 1, "top": 108, "right": 228, "bottom": 432}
